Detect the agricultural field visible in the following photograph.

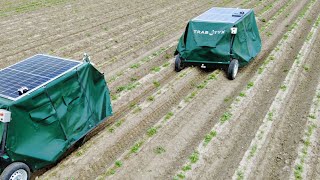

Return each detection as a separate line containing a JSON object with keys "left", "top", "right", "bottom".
{"left": 0, "top": 0, "right": 320, "bottom": 179}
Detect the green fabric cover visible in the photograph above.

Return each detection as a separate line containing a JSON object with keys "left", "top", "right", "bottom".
{"left": 0, "top": 62, "right": 112, "bottom": 171}
{"left": 176, "top": 10, "right": 261, "bottom": 67}
{"left": 0, "top": 123, "right": 3, "bottom": 146}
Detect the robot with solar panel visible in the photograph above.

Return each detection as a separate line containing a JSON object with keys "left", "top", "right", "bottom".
{"left": 0, "top": 54, "right": 112, "bottom": 179}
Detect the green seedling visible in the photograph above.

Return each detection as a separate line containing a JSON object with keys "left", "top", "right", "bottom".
{"left": 239, "top": 92, "right": 246, "bottom": 97}
{"left": 153, "top": 81, "right": 160, "bottom": 88}
{"left": 147, "top": 96, "right": 155, "bottom": 101}
{"left": 237, "top": 170, "right": 244, "bottom": 180}
{"left": 189, "top": 151, "right": 199, "bottom": 164}
{"left": 154, "top": 146, "right": 166, "bottom": 154}
{"left": 108, "top": 127, "right": 115, "bottom": 133}
{"left": 115, "top": 161, "right": 122, "bottom": 168}
{"left": 147, "top": 127, "right": 157, "bottom": 137}
{"left": 105, "top": 169, "right": 116, "bottom": 176}
{"left": 151, "top": 66, "right": 161, "bottom": 72}
{"left": 162, "top": 62, "right": 170, "bottom": 67}
{"left": 131, "top": 141, "right": 144, "bottom": 153}
{"left": 130, "top": 63, "right": 140, "bottom": 69}
{"left": 280, "top": 85, "right": 287, "bottom": 91}
{"left": 248, "top": 145, "right": 257, "bottom": 158}
{"left": 220, "top": 112, "right": 232, "bottom": 123}
{"left": 247, "top": 82, "right": 254, "bottom": 89}
{"left": 111, "top": 94, "right": 118, "bottom": 101}
{"left": 115, "top": 119, "right": 124, "bottom": 127}
{"left": 165, "top": 112, "right": 174, "bottom": 120}
{"left": 116, "top": 86, "right": 126, "bottom": 93}
{"left": 182, "top": 164, "right": 192, "bottom": 171}
{"left": 268, "top": 111, "right": 274, "bottom": 121}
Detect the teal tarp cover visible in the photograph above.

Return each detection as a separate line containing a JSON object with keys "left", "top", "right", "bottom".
{"left": 0, "top": 61, "right": 112, "bottom": 171}
{"left": 176, "top": 7, "right": 262, "bottom": 67}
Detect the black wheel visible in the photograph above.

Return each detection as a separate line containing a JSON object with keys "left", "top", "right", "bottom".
{"left": 175, "top": 54, "right": 184, "bottom": 72}
{"left": 1, "top": 162, "right": 30, "bottom": 180}
{"left": 227, "top": 59, "right": 239, "bottom": 80}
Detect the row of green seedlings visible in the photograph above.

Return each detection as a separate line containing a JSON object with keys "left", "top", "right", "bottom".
{"left": 293, "top": 89, "right": 320, "bottom": 179}
{"left": 258, "top": 0, "right": 316, "bottom": 75}
{"left": 295, "top": 15, "right": 320, "bottom": 66}
{"left": 283, "top": 13, "right": 320, "bottom": 94}
{"left": 0, "top": 0, "right": 70, "bottom": 17}
{"left": 171, "top": 82, "right": 254, "bottom": 179}
{"left": 105, "top": 0, "right": 273, "bottom": 176}
{"left": 240, "top": 3, "right": 320, "bottom": 166}
{"left": 102, "top": 70, "right": 183, "bottom": 176}
{"left": 264, "top": 0, "right": 314, "bottom": 38}
{"left": 73, "top": 119, "right": 126, "bottom": 157}
{"left": 108, "top": 45, "right": 173, "bottom": 83}
{"left": 170, "top": 72, "right": 223, "bottom": 179}
{"left": 173, "top": 151, "right": 200, "bottom": 180}
{"left": 105, "top": 70, "right": 221, "bottom": 178}
{"left": 235, "top": 110, "right": 274, "bottom": 179}
{"left": 252, "top": 0, "right": 268, "bottom": 8}
{"left": 219, "top": 81, "right": 254, "bottom": 124}
{"left": 294, "top": 123, "right": 317, "bottom": 179}
{"left": 305, "top": 14, "right": 320, "bottom": 43}
{"left": 285, "top": 0, "right": 317, "bottom": 35}
{"left": 294, "top": 16, "right": 320, "bottom": 176}
{"left": 203, "top": 0, "right": 314, "bottom": 166}
{"left": 107, "top": 81, "right": 161, "bottom": 133}
{"left": 260, "top": 0, "right": 295, "bottom": 32}
{"left": 141, "top": 0, "right": 217, "bottom": 46}
{"left": 103, "top": 111, "right": 175, "bottom": 177}
{"left": 237, "top": 14, "right": 320, "bottom": 180}
{"left": 111, "top": 60, "right": 172, "bottom": 101}
{"left": 107, "top": 68, "right": 191, "bottom": 135}
{"left": 237, "top": 13, "right": 320, "bottom": 180}
{"left": 225, "top": 0, "right": 304, "bottom": 107}
{"left": 69, "top": 120, "right": 125, "bottom": 160}
{"left": 259, "top": 0, "right": 281, "bottom": 16}
{"left": 184, "top": 71, "right": 220, "bottom": 103}
{"left": 100, "top": 0, "right": 214, "bottom": 65}
{"left": 244, "top": 108, "right": 274, "bottom": 162}
{"left": 105, "top": 34, "right": 168, "bottom": 64}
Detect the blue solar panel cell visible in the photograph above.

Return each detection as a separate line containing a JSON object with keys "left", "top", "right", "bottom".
{"left": 193, "top": 7, "right": 251, "bottom": 23}
{"left": 0, "top": 54, "right": 82, "bottom": 100}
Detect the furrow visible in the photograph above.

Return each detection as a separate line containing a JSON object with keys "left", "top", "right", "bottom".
{"left": 234, "top": 12, "right": 320, "bottom": 180}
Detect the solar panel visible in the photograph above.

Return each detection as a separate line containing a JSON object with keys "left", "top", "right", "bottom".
{"left": 0, "top": 54, "right": 82, "bottom": 100}
{"left": 193, "top": 7, "right": 251, "bottom": 23}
